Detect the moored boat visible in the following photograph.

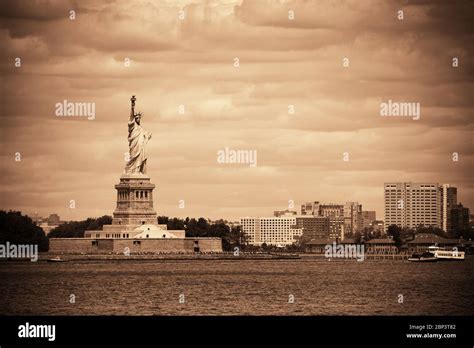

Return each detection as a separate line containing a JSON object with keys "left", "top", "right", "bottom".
{"left": 47, "top": 256, "right": 67, "bottom": 263}
{"left": 408, "top": 251, "right": 437, "bottom": 262}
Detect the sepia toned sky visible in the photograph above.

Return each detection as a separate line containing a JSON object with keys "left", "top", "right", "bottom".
{"left": 1, "top": 0, "right": 473, "bottom": 222}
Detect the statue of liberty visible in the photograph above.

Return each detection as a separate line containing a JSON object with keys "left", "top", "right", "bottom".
{"left": 125, "top": 95, "right": 152, "bottom": 174}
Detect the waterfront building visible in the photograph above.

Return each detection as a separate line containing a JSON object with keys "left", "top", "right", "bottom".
{"left": 365, "top": 238, "right": 398, "bottom": 254}
{"left": 406, "top": 233, "right": 463, "bottom": 253}
{"left": 304, "top": 237, "right": 358, "bottom": 254}
{"left": 304, "top": 237, "right": 336, "bottom": 253}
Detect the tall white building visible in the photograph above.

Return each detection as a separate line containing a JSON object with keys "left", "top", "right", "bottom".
{"left": 384, "top": 182, "right": 441, "bottom": 231}
{"left": 240, "top": 217, "right": 303, "bottom": 246}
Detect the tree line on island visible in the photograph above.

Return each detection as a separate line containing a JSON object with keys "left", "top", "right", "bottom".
{"left": 0, "top": 211, "right": 244, "bottom": 252}
{"left": 0, "top": 211, "right": 49, "bottom": 251}
{"left": 48, "top": 215, "right": 247, "bottom": 251}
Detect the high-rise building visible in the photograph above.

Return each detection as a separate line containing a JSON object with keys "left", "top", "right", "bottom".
{"left": 315, "top": 204, "right": 345, "bottom": 239}
{"left": 344, "top": 202, "right": 362, "bottom": 234}
{"left": 450, "top": 203, "right": 470, "bottom": 235}
{"left": 295, "top": 216, "right": 330, "bottom": 240}
{"left": 384, "top": 182, "right": 441, "bottom": 231}
{"left": 240, "top": 217, "right": 303, "bottom": 246}
{"left": 360, "top": 211, "right": 376, "bottom": 231}
{"left": 440, "top": 184, "right": 457, "bottom": 232}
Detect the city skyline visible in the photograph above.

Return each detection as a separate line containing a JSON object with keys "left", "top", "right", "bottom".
{"left": 1, "top": 0, "right": 473, "bottom": 222}
{"left": 20, "top": 181, "right": 472, "bottom": 224}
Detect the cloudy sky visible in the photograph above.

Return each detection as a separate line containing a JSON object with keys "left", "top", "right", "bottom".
{"left": 0, "top": 0, "right": 473, "bottom": 222}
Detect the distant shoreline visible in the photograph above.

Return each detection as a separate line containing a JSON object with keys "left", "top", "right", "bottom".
{"left": 0, "top": 252, "right": 425, "bottom": 262}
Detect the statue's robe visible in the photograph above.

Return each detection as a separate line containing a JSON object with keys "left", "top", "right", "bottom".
{"left": 125, "top": 119, "right": 150, "bottom": 174}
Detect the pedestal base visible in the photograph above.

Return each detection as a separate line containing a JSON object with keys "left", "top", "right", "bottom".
{"left": 112, "top": 175, "right": 157, "bottom": 226}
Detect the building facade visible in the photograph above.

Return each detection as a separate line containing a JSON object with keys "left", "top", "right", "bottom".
{"left": 295, "top": 216, "right": 330, "bottom": 240}
{"left": 50, "top": 237, "right": 222, "bottom": 254}
{"left": 240, "top": 217, "right": 303, "bottom": 246}
{"left": 440, "top": 184, "right": 457, "bottom": 232}
{"left": 450, "top": 203, "right": 470, "bottom": 235}
{"left": 343, "top": 202, "right": 362, "bottom": 234}
{"left": 32, "top": 213, "right": 65, "bottom": 235}
{"left": 384, "top": 182, "right": 440, "bottom": 231}
{"left": 301, "top": 201, "right": 320, "bottom": 216}
{"left": 319, "top": 204, "right": 344, "bottom": 218}
{"left": 360, "top": 211, "right": 376, "bottom": 231}
{"left": 318, "top": 204, "right": 345, "bottom": 239}
{"left": 365, "top": 238, "right": 398, "bottom": 254}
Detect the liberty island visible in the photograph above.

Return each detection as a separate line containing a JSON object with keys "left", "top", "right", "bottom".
{"left": 49, "top": 96, "right": 222, "bottom": 254}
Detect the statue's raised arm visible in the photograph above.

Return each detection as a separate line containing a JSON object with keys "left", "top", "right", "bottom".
{"left": 129, "top": 95, "right": 136, "bottom": 123}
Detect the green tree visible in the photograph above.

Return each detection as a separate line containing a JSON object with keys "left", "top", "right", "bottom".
{"left": 354, "top": 231, "right": 362, "bottom": 244}
{"left": 387, "top": 224, "right": 403, "bottom": 250}
{"left": 157, "top": 216, "right": 169, "bottom": 225}
{"left": 159, "top": 216, "right": 246, "bottom": 251}
{"left": 415, "top": 225, "right": 448, "bottom": 238}
{"left": 222, "top": 225, "right": 245, "bottom": 251}
{"left": 48, "top": 215, "right": 112, "bottom": 238}
{"left": 0, "top": 210, "right": 49, "bottom": 251}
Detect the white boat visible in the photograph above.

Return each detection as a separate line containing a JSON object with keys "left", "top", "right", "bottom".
{"left": 428, "top": 245, "right": 465, "bottom": 261}
{"left": 47, "top": 256, "right": 67, "bottom": 263}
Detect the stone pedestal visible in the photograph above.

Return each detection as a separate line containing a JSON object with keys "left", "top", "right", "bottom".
{"left": 112, "top": 174, "right": 157, "bottom": 226}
